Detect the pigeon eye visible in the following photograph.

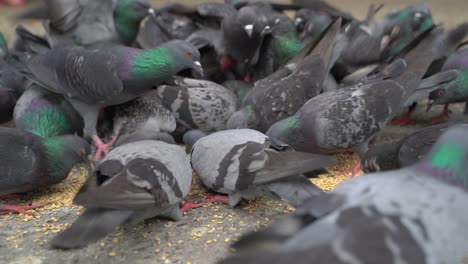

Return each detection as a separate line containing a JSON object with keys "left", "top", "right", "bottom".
{"left": 186, "top": 51, "right": 193, "bottom": 57}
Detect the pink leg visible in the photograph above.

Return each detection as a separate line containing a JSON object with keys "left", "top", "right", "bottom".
{"left": 0, "top": 0, "right": 26, "bottom": 6}
{"left": 92, "top": 136, "right": 117, "bottom": 160}
{"left": 0, "top": 203, "right": 46, "bottom": 215}
{"left": 219, "top": 54, "right": 235, "bottom": 72}
{"left": 431, "top": 104, "right": 450, "bottom": 123}
{"left": 341, "top": 160, "right": 362, "bottom": 177}
{"left": 244, "top": 72, "right": 252, "bottom": 83}
{"left": 180, "top": 195, "right": 230, "bottom": 214}
{"left": 390, "top": 110, "right": 416, "bottom": 126}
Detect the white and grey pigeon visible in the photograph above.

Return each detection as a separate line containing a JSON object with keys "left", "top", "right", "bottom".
{"left": 221, "top": 124, "right": 468, "bottom": 264}
{"left": 110, "top": 90, "right": 176, "bottom": 147}
{"left": 266, "top": 26, "right": 439, "bottom": 174}
{"left": 191, "top": 129, "right": 336, "bottom": 207}
{"left": 157, "top": 76, "right": 237, "bottom": 132}
{"left": 50, "top": 140, "right": 192, "bottom": 249}
{"left": 227, "top": 18, "right": 343, "bottom": 132}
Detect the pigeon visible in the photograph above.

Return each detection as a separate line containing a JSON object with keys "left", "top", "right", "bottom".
{"left": 266, "top": 26, "right": 438, "bottom": 175}
{"left": 191, "top": 129, "right": 336, "bottom": 207}
{"left": 157, "top": 77, "right": 237, "bottom": 132}
{"left": 43, "top": 0, "right": 151, "bottom": 47}
{"left": 110, "top": 90, "right": 176, "bottom": 147}
{"left": 14, "top": 84, "right": 84, "bottom": 138}
{"left": 428, "top": 48, "right": 468, "bottom": 122}
{"left": 362, "top": 122, "right": 462, "bottom": 172}
{"left": 21, "top": 40, "right": 203, "bottom": 160}
{"left": 295, "top": 9, "right": 333, "bottom": 45}
{"left": 50, "top": 140, "right": 192, "bottom": 249}
{"left": 227, "top": 18, "right": 342, "bottom": 132}
{"left": 0, "top": 127, "right": 89, "bottom": 214}
{"left": 0, "top": 32, "right": 28, "bottom": 123}
{"left": 221, "top": 124, "right": 468, "bottom": 264}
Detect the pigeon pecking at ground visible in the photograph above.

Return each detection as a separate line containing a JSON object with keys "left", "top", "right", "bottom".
{"left": 221, "top": 124, "right": 468, "bottom": 264}
{"left": 20, "top": 40, "right": 203, "bottom": 160}
{"left": 50, "top": 140, "right": 192, "bottom": 249}
{"left": 190, "top": 129, "right": 336, "bottom": 207}
{"left": 0, "top": 126, "right": 89, "bottom": 214}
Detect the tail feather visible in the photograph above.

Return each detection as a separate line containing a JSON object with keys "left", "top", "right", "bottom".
{"left": 50, "top": 208, "right": 133, "bottom": 249}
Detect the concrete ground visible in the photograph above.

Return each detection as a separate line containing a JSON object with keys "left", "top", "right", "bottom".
{"left": 0, "top": 1, "right": 468, "bottom": 264}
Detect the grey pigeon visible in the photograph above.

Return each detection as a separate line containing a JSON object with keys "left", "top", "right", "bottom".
{"left": 110, "top": 90, "right": 176, "bottom": 147}
{"left": 43, "top": 0, "right": 151, "bottom": 47}
{"left": 157, "top": 77, "right": 237, "bottom": 132}
{"left": 50, "top": 140, "right": 192, "bottom": 249}
{"left": 266, "top": 27, "right": 439, "bottom": 166}
{"left": 221, "top": 125, "right": 468, "bottom": 264}
{"left": 227, "top": 18, "right": 342, "bottom": 132}
{"left": 0, "top": 127, "right": 89, "bottom": 214}
{"left": 191, "top": 129, "right": 336, "bottom": 207}
{"left": 14, "top": 84, "right": 84, "bottom": 138}
{"left": 21, "top": 40, "right": 202, "bottom": 160}
{"left": 362, "top": 122, "right": 462, "bottom": 172}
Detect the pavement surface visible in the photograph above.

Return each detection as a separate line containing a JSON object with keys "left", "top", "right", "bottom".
{"left": 1, "top": 1, "right": 468, "bottom": 263}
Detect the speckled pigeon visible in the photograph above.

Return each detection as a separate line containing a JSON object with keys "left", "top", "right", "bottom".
{"left": 21, "top": 40, "right": 203, "bottom": 160}
{"left": 266, "top": 27, "right": 438, "bottom": 174}
{"left": 50, "top": 140, "right": 192, "bottom": 249}
{"left": 0, "top": 127, "right": 89, "bottom": 214}
{"left": 221, "top": 125, "right": 468, "bottom": 264}
{"left": 43, "top": 0, "right": 151, "bottom": 47}
{"left": 109, "top": 90, "right": 176, "bottom": 147}
{"left": 191, "top": 129, "right": 336, "bottom": 207}
{"left": 157, "top": 77, "right": 237, "bottom": 132}
{"left": 14, "top": 84, "right": 84, "bottom": 138}
{"left": 227, "top": 18, "right": 342, "bottom": 132}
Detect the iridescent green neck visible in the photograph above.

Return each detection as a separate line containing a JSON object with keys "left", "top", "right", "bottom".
{"left": 42, "top": 137, "right": 72, "bottom": 181}
{"left": 22, "top": 107, "right": 74, "bottom": 138}
{"left": 275, "top": 30, "right": 301, "bottom": 66}
{"left": 114, "top": 0, "right": 142, "bottom": 43}
{"left": 131, "top": 47, "right": 177, "bottom": 79}
{"left": 280, "top": 116, "right": 299, "bottom": 131}
{"left": 426, "top": 141, "right": 468, "bottom": 186}
{"left": 0, "top": 32, "right": 7, "bottom": 56}
{"left": 455, "top": 70, "right": 468, "bottom": 93}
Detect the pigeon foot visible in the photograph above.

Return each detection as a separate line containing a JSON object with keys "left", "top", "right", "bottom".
{"left": 390, "top": 111, "right": 416, "bottom": 126}
{"left": 0, "top": 203, "right": 46, "bottom": 215}
{"left": 180, "top": 195, "right": 230, "bottom": 213}
{"left": 431, "top": 104, "right": 450, "bottom": 123}
{"left": 0, "top": 0, "right": 26, "bottom": 6}
{"left": 180, "top": 200, "right": 206, "bottom": 213}
{"left": 341, "top": 160, "right": 362, "bottom": 177}
{"left": 92, "top": 136, "right": 117, "bottom": 160}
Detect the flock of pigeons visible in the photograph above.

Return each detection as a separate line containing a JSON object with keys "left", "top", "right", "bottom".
{"left": 1, "top": 0, "right": 468, "bottom": 262}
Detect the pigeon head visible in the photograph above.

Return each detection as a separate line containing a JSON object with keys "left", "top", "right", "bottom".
{"left": 294, "top": 9, "right": 318, "bottom": 32}
{"left": 382, "top": 3, "right": 434, "bottom": 57}
{"left": 299, "top": 14, "right": 333, "bottom": 43}
{"left": 128, "top": 40, "right": 202, "bottom": 79}
{"left": 427, "top": 70, "right": 468, "bottom": 109}
{"left": 41, "top": 135, "right": 90, "bottom": 181}
{"left": 266, "top": 115, "right": 301, "bottom": 148}
{"left": 114, "top": 0, "right": 152, "bottom": 44}
{"left": 421, "top": 125, "right": 468, "bottom": 188}
{"left": 0, "top": 32, "right": 7, "bottom": 58}
{"left": 226, "top": 106, "right": 258, "bottom": 129}
{"left": 273, "top": 16, "right": 302, "bottom": 66}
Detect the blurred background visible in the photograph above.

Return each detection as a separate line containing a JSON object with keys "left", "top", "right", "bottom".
{"left": 1, "top": 0, "right": 468, "bottom": 43}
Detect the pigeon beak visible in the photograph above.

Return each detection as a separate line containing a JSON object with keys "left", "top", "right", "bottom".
{"left": 192, "top": 61, "right": 204, "bottom": 76}
{"left": 295, "top": 17, "right": 303, "bottom": 26}
{"left": 244, "top": 24, "right": 254, "bottom": 38}
{"left": 426, "top": 100, "right": 434, "bottom": 111}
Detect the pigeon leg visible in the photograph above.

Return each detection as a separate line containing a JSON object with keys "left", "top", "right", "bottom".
{"left": 390, "top": 109, "right": 416, "bottom": 126}
{"left": 92, "top": 136, "right": 117, "bottom": 160}
{"left": 220, "top": 54, "right": 235, "bottom": 72}
{"left": 431, "top": 104, "right": 450, "bottom": 123}
{"left": 244, "top": 72, "right": 252, "bottom": 83}
{"left": 0, "top": 0, "right": 26, "bottom": 6}
{"left": 0, "top": 203, "right": 46, "bottom": 215}
{"left": 180, "top": 195, "right": 230, "bottom": 213}
{"left": 204, "top": 195, "right": 230, "bottom": 204}
{"left": 180, "top": 200, "right": 206, "bottom": 213}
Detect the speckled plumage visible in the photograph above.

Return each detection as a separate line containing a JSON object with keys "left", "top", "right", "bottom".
{"left": 157, "top": 77, "right": 237, "bottom": 132}
{"left": 51, "top": 140, "right": 192, "bottom": 249}
{"left": 223, "top": 126, "right": 468, "bottom": 264}
{"left": 191, "top": 129, "right": 335, "bottom": 207}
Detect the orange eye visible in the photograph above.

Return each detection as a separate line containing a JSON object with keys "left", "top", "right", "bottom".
{"left": 186, "top": 51, "right": 193, "bottom": 56}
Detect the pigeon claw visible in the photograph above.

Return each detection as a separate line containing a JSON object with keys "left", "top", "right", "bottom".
{"left": 180, "top": 200, "right": 206, "bottom": 214}
{"left": 0, "top": 203, "right": 46, "bottom": 215}
{"left": 204, "top": 195, "right": 229, "bottom": 205}
{"left": 390, "top": 113, "right": 416, "bottom": 126}
{"left": 430, "top": 104, "right": 450, "bottom": 124}
{"left": 341, "top": 160, "right": 362, "bottom": 177}
{"left": 92, "top": 136, "right": 117, "bottom": 160}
